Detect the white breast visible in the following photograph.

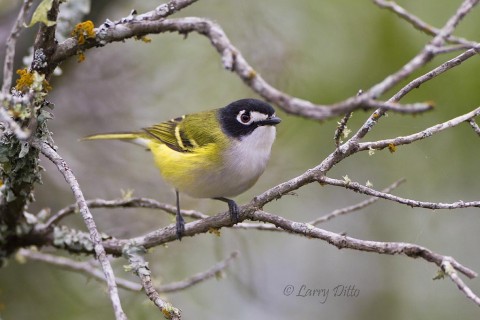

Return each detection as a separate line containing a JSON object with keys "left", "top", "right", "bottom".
{"left": 220, "top": 125, "right": 277, "bottom": 197}
{"left": 183, "top": 126, "right": 276, "bottom": 198}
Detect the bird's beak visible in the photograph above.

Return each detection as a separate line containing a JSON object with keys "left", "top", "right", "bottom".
{"left": 259, "top": 116, "right": 281, "bottom": 126}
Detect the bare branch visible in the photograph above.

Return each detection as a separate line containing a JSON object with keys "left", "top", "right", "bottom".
{"left": 441, "top": 258, "right": 480, "bottom": 306}
{"left": 157, "top": 251, "right": 239, "bottom": 293}
{"left": 374, "top": 0, "right": 478, "bottom": 47}
{"left": 124, "top": 246, "right": 181, "bottom": 320}
{"left": 18, "top": 248, "right": 239, "bottom": 295}
{"left": 352, "top": 0, "right": 479, "bottom": 142}
{"left": 251, "top": 210, "right": 477, "bottom": 279}
{"left": 50, "top": 18, "right": 433, "bottom": 121}
{"left": 1, "top": 0, "right": 34, "bottom": 95}
{"left": 32, "top": 141, "right": 127, "bottom": 320}
{"left": 18, "top": 248, "right": 141, "bottom": 291}
{"left": 320, "top": 176, "right": 480, "bottom": 210}
{"left": 358, "top": 107, "right": 480, "bottom": 151}
{"left": 391, "top": 47, "right": 480, "bottom": 102}
{"left": 42, "top": 197, "right": 208, "bottom": 229}
{"left": 102, "top": 209, "right": 477, "bottom": 280}
{"left": 309, "top": 179, "right": 406, "bottom": 225}
{"left": 468, "top": 119, "right": 480, "bottom": 136}
{"left": 0, "top": 0, "right": 36, "bottom": 140}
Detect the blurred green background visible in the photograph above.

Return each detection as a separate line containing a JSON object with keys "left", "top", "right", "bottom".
{"left": 1, "top": 0, "right": 480, "bottom": 319}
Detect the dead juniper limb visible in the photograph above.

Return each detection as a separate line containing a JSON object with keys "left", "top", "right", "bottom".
{"left": 32, "top": 140, "right": 127, "bottom": 320}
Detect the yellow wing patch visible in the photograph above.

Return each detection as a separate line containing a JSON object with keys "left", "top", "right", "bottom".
{"left": 144, "top": 116, "right": 198, "bottom": 153}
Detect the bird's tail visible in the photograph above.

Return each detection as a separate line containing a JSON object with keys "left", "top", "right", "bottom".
{"left": 81, "top": 132, "right": 149, "bottom": 147}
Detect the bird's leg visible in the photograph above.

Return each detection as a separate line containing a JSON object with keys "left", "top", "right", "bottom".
{"left": 175, "top": 190, "right": 185, "bottom": 240}
{"left": 214, "top": 197, "right": 240, "bottom": 224}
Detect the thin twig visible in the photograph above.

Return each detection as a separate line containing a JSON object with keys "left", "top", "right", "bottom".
{"left": 441, "top": 258, "right": 480, "bottom": 306}
{"left": 352, "top": 0, "right": 479, "bottom": 142}
{"left": 309, "top": 179, "right": 406, "bottom": 225}
{"left": 468, "top": 119, "right": 480, "bottom": 136}
{"left": 33, "top": 141, "right": 127, "bottom": 320}
{"left": 18, "top": 248, "right": 141, "bottom": 291}
{"left": 320, "top": 176, "right": 480, "bottom": 210}
{"left": 358, "top": 107, "right": 480, "bottom": 151}
{"left": 157, "top": 251, "right": 239, "bottom": 293}
{"left": 124, "top": 246, "right": 181, "bottom": 319}
{"left": 18, "top": 248, "right": 239, "bottom": 294}
{"left": 42, "top": 197, "right": 208, "bottom": 229}
{"left": 374, "top": 0, "right": 478, "bottom": 47}
{"left": 2, "top": 0, "right": 34, "bottom": 95}
{"left": 391, "top": 46, "right": 480, "bottom": 102}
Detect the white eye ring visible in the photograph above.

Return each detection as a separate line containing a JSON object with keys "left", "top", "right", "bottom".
{"left": 237, "top": 110, "right": 253, "bottom": 125}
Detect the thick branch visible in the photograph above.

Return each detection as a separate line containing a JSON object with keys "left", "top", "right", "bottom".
{"left": 100, "top": 208, "right": 477, "bottom": 280}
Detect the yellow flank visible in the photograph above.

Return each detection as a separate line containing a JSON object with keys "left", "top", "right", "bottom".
{"left": 148, "top": 139, "right": 222, "bottom": 194}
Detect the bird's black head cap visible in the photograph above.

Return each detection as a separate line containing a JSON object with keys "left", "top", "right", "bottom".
{"left": 218, "top": 99, "right": 281, "bottom": 139}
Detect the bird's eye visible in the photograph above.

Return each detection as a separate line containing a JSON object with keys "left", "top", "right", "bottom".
{"left": 240, "top": 113, "right": 251, "bottom": 124}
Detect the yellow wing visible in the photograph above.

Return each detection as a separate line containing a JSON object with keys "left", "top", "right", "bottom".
{"left": 143, "top": 111, "right": 224, "bottom": 153}
{"left": 143, "top": 116, "right": 192, "bottom": 152}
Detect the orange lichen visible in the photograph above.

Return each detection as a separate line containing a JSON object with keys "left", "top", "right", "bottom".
{"left": 76, "top": 51, "right": 86, "bottom": 63}
{"left": 208, "top": 227, "right": 221, "bottom": 237}
{"left": 135, "top": 35, "right": 152, "bottom": 43}
{"left": 388, "top": 143, "right": 397, "bottom": 153}
{"left": 14, "top": 68, "right": 51, "bottom": 92}
{"left": 372, "top": 112, "right": 381, "bottom": 119}
{"left": 247, "top": 69, "right": 257, "bottom": 80}
{"left": 71, "top": 20, "right": 95, "bottom": 45}
{"left": 14, "top": 68, "right": 34, "bottom": 92}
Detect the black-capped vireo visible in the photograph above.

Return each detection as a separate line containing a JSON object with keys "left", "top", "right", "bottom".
{"left": 83, "top": 99, "right": 281, "bottom": 239}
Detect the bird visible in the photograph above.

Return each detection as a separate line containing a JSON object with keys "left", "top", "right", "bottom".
{"left": 82, "top": 98, "right": 281, "bottom": 239}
